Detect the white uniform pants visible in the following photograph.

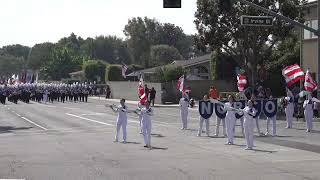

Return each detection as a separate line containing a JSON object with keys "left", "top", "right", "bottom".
{"left": 304, "top": 109, "right": 313, "bottom": 130}
{"left": 115, "top": 118, "right": 127, "bottom": 141}
{"left": 180, "top": 108, "right": 188, "bottom": 129}
{"left": 138, "top": 114, "right": 142, "bottom": 133}
{"left": 285, "top": 104, "right": 294, "bottom": 128}
{"left": 266, "top": 116, "right": 276, "bottom": 136}
{"left": 255, "top": 117, "right": 261, "bottom": 134}
{"left": 142, "top": 118, "right": 152, "bottom": 146}
{"left": 198, "top": 117, "right": 209, "bottom": 135}
{"left": 244, "top": 119, "right": 254, "bottom": 148}
{"left": 225, "top": 117, "right": 236, "bottom": 143}
{"left": 215, "top": 118, "right": 226, "bottom": 136}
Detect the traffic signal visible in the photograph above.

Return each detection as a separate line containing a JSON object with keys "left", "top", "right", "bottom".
{"left": 163, "top": 0, "right": 181, "bottom": 8}
{"left": 219, "top": 0, "right": 233, "bottom": 11}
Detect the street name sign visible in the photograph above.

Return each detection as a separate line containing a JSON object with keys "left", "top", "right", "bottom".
{"left": 241, "top": 15, "right": 273, "bottom": 26}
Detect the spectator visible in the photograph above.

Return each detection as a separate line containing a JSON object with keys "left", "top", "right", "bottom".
{"left": 144, "top": 84, "right": 149, "bottom": 100}
{"left": 149, "top": 87, "right": 156, "bottom": 106}
{"left": 106, "top": 85, "right": 111, "bottom": 99}
{"left": 209, "top": 86, "right": 218, "bottom": 99}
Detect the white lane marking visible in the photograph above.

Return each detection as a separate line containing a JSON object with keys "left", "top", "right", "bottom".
{"left": 20, "top": 117, "right": 48, "bottom": 130}
{"left": 16, "top": 113, "right": 21, "bottom": 117}
{"left": 64, "top": 107, "right": 80, "bottom": 110}
{"left": 66, "top": 113, "right": 113, "bottom": 126}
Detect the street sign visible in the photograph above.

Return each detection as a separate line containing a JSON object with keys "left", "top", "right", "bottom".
{"left": 241, "top": 15, "right": 273, "bottom": 26}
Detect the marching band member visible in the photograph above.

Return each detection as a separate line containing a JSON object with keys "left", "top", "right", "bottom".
{"left": 265, "top": 88, "right": 277, "bottom": 136}
{"left": 136, "top": 101, "right": 154, "bottom": 149}
{"left": 224, "top": 95, "right": 237, "bottom": 145}
{"left": 109, "top": 98, "right": 133, "bottom": 143}
{"left": 243, "top": 100, "right": 257, "bottom": 150}
{"left": 179, "top": 91, "right": 189, "bottom": 130}
{"left": 304, "top": 94, "right": 314, "bottom": 133}
{"left": 136, "top": 102, "right": 144, "bottom": 134}
{"left": 251, "top": 94, "right": 263, "bottom": 136}
{"left": 285, "top": 89, "right": 294, "bottom": 129}
{"left": 197, "top": 95, "right": 210, "bottom": 137}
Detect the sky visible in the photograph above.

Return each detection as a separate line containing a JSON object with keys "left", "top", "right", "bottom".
{"left": 0, "top": 0, "right": 198, "bottom": 47}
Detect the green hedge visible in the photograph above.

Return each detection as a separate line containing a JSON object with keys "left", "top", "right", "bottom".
{"left": 105, "top": 64, "right": 125, "bottom": 81}
{"left": 83, "top": 60, "right": 107, "bottom": 83}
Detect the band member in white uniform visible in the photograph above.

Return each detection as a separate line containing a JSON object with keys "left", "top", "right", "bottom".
{"left": 198, "top": 95, "right": 210, "bottom": 136}
{"left": 285, "top": 89, "right": 294, "bottom": 129}
{"left": 303, "top": 94, "right": 314, "bottom": 133}
{"left": 224, "top": 95, "right": 237, "bottom": 145}
{"left": 243, "top": 100, "right": 257, "bottom": 150}
{"left": 179, "top": 92, "right": 189, "bottom": 130}
{"left": 136, "top": 102, "right": 144, "bottom": 134}
{"left": 265, "top": 88, "right": 277, "bottom": 136}
{"left": 136, "top": 101, "right": 154, "bottom": 149}
{"left": 234, "top": 93, "right": 245, "bottom": 136}
{"left": 251, "top": 94, "right": 263, "bottom": 136}
{"left": 110, "top": 99, "right": 134, "bottom": 143}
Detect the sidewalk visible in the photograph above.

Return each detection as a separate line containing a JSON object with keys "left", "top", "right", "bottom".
{"left": 89, "top": 96, "right": 200, "bottom": 110}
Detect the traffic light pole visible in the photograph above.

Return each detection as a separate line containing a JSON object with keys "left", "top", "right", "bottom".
{"left": 237, "top": 0, "right": 319, "bottom": 35}
{"left": 235, "top": 0, "right": 320, "bottom": 86}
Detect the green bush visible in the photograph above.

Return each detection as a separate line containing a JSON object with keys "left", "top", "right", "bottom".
{"left": 105, "top": 64, "right": 125, "bottom": 81}
{"left": 83, "top": 60, "right": 107, "bottom": 83}
{"left": 155, "top": 65, "right": 186, "bottom": 82}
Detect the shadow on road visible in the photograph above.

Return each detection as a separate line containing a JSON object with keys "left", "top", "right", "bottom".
{"left": 151, "top": 146, "right": 168, "bottom": 150}
{"left": 0, "top": 126, "right": 32, "bottom": 133}
{"left": 151, "top": 133, "right": 165, "bottom": 138}
{"left": 252, "top": 149, "right": 277, "bottom": 153}
{"left": 125, "top": 141, "right": 141, "bottom": 144}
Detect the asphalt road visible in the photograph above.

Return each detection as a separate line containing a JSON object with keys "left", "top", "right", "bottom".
{"left": 0, "top": 97, "right": 320, "bottom": 180}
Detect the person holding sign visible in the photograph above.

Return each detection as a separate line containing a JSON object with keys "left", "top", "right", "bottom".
{"left": 265, "top": 88, "right": 277, "bottom": 136}
{"left": 197, "top": 95, "right": 210, "bottom": 137}
{"left": 243, "top": 100, "right": 257, "bottom": 150}
{"left": 224, "top": 95, "right": 237, "bottom": 145}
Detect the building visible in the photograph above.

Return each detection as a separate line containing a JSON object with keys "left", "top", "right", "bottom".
{"left": 127, "top": 54, "right": 212, "bottom": 81}
{"left": 302, "top": 1, "right": 319, "bottom": 79}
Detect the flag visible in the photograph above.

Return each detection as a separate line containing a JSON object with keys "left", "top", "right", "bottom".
{"left": 282, "top": 64, "right": 304, "bottom": 87}
{"left": 237, "top": 74, "right": 247, "bottom": 92}
{"left": 138, "top": 76, "right": 147, "bottom": 104}
{"left": 121, "top": 63, "right": 128, "bottom": 78}
{"left": 177, "top": 75, "right": 185, "bottom": 92}
{"left": 304, "top": 69, "right": 317, "bottom": 92}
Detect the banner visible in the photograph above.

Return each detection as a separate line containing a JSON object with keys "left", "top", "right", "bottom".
{"left": 262, "top": 99, "right": 278, "bottom": 118}
{"left": 199, "top": 99, "right": 277, "bottom": 119}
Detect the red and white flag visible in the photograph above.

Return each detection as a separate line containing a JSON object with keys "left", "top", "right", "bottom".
{"left": 177, "top": 75, "right": 185, "bottom": 92}
{"left": 282, "top": 64, "right": 304, "bottom": 87}
{"left": 138, "top": 76, "right": 147, "bottom": 104}
{"left": 237, "top": 74, "right": 247, "bottom": 92}
{"left": 121, "top": 63, "right": 128, "bottom": 78}
{"left": 304, "top": 69, "right": 317, "bottom": 92}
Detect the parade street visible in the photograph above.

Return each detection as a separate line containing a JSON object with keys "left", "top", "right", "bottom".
{"left": 0, "top": 98, "right": 319, "bottom": 180}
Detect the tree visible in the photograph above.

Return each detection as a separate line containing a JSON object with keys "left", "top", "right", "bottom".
{"left": 2, "top": 44, "right": 31, "bottom": 60}
{"left": 150, "top": 45, "right": 183, "bottom": 66}
{"left": 194, "top": 0, "right": 306, "bottom": 85}
{"left": 124, "top": 17, "right": 198, "bottom": 67}
{"left": 27, "top": 42, "right": 55, "bottom": 70}
{"left": 40, "top": 47, "right": 83, "bottom": 80}
{"left": 83, "top": 60, "right": 107, "bottom": 83}
{"left": 0, "top": 54, "right": 23, "bottom": 78}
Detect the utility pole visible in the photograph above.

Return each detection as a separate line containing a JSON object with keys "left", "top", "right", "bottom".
{"left": 318, "top": 0, "right": 320, "bottom": 83}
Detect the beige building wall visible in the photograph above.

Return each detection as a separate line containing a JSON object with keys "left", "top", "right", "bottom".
{"left": 302, "top": 39, "right": 318, "bottom": 73}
